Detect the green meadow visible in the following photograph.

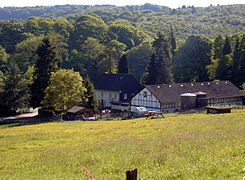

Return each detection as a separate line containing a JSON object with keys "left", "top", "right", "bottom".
{"left": 0, "top": 110, "right": 245, "bottom": 179}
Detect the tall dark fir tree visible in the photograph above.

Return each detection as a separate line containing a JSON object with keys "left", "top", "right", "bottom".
{"left": 215, "top": 36, "right": 232, "bottom": 81}
{"left": 142, "top": 33, "right": 174, "bottom": 85}
{"left": 118, "top": 54, "right": 129, "bottom": 74}
{"left": 153, "top": 33, "right": 174, "bottom": 84}
{"left": 141, "top": 53, "right": 157, "bottom": 85}
{"left": 237, "top": 34, "right": 245, "bottom": 87}
{"left": 232, "top": 37, "right": 241, "bottom": 86}
{"left": 83, "top": 75, "right": 98, "bottom": 110}
{"left": 169, "top": 25, "right": 176, "bottom": 56}
{"left": 222, "top": 36, "right": 232, "bottom": 56}
{"left": 31, "top": 38, "right": 61, "bottom": 107}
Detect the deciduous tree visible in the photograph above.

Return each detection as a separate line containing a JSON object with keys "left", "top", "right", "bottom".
{"left": 0, "top": 63, "right": 29, "bottom": 114}
{"left": 0, "top": 70, "right": 4, "bottom": 93}
{"left": 0, "top": 45, "right": 8, "bottom": 70}
{"left": 173, "top": 35, "right": 213, "bottom": 83}
{"left": 42, "top": 69, "right": 86, "bottom": 111}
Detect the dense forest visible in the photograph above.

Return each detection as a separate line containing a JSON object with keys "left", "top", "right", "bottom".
{"left": 1, "top": 4, "right": 245, "bottom": 39}
{"left": 0, "top": 4, "right": 244, "bottom": 115}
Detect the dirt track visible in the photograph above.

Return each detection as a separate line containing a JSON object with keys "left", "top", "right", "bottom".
{"left": 0, "top": 108, "right": 39, "bottom": 121}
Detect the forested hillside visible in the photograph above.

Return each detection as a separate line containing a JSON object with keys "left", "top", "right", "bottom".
{"left": 0, "top": 4, "right": 245, "bottom": 39}
{"left": 0, "top": 4, "right": 244, "bottom": 115}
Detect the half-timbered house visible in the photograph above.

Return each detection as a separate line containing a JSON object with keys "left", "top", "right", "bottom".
{"left": 130, "top": 81, "right": 243, "bottom": 113}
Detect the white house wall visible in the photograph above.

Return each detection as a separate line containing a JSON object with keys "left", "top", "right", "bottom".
{"left": 131, "top": 88, "right": 162, "bottom": 112}
{"left": 95, "top": 90, "right": 120, "bottom": 108}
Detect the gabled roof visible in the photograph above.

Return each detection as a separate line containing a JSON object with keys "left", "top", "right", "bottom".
{"left": 67, "top": 106, "right": 86, "bottom": 113}
{"left": 95, "top": 73, "right": 143, "bottom": 102}
{"left": 95, "top": 73, "right": 142, "bottom": 91}
{"left": 145, "top": 81, "right": 243, "bottom": 104}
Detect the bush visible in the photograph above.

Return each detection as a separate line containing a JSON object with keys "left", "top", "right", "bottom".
{"left": 38, "top": 108, "right": 55, "bottom": 117}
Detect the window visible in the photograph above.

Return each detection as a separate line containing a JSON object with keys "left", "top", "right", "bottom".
{"left": 143, "top": 91, "right": 147, "bottom": 98}
{"left": 101, "top": 92, "right": 103, "bottom": 97}
{"left": 124, "top": 94, "right": 127, "bottom": 100}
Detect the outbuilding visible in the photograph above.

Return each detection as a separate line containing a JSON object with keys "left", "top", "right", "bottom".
{"left": 65, "top": 106, "right": 94, "bottom": 120}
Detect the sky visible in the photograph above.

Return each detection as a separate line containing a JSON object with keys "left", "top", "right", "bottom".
{"left": 0, "top": 0, "right": 244, "bottom": 8}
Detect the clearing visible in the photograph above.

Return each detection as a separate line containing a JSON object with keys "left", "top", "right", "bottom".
{"left": 0, "top": 110, "right": 244, "bottom": 179}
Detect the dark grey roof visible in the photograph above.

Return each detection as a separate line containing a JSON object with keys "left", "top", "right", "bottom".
{"left": 146, "top": 81, "right": 243, "bottom": 104}
{"left": 67, "top": 106, "right": 85, "bottom": 113}
{"left": 95, "top": 74, "right": 143, "bottom": 102}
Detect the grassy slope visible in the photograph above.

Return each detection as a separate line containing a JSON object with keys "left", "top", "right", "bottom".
{"left": 0, "top": 110, "right": 244, "bottom": 179}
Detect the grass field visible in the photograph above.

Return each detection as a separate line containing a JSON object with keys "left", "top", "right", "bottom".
{"left": 0, "top": 110, "right": 245, "bottom": 179}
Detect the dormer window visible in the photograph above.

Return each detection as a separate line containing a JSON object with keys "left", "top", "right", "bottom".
{"left": 124, "top": 94, "right": 127, "bottom": 100}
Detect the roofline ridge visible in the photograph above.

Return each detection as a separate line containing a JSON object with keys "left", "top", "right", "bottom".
{"left": 145, "top": 80, "right": 233, "bottom": 87}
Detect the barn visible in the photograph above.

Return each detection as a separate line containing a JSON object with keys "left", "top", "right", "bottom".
{"left": 130, "top": 81, "right": 243, "bottom": 113}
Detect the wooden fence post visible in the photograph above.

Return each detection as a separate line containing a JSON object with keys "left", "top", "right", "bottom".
{"left": 126, "top": 169, "right": 137, "bottom": 180}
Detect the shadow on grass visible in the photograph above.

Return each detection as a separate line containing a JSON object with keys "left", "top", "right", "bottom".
{"left": 0, "top": 116, "right": 53, "bottom": 128}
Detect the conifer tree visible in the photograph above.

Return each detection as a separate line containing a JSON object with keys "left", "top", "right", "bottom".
{"left": 214, "top": 35, "right": 225, "bottom": 59}
{"left": 236, "top": 34, "right": 245, "bottom": 86}
{"left": 153, "top": 33, "right": 174, "bottom": 84}
{"left": 142, "top": 33, "right": 174, "bottom": 85}
{"left": 222, "top": 36, "right": 232, "bottom": 56}
{"left": 215, "top": 55, "right": 232, "bottom": 80}
{"left": 232, "top": 37, "right": 241, "bottom": 85}
{"left": 169, "top": 25, "right": 176, "bottom": 56}
{"left": 141, "top": 53, "right": 157, "bottom": 85}
{"left": 118, "top": 54, "right": 129, "bottom": 74}
{"left": 31, "top": 38, "right": 60, "bottom": 107}
{"left": 83, "top": 75, "right": 98, "bottom": 110}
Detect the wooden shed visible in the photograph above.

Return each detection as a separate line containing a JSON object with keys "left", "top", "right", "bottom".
{"left": 65, "top": 106, "right": 94, "bottom": 120}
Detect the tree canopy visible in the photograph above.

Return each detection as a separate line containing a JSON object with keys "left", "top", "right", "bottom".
{"left": 173, "top": 35, "right": 213, "bottom": 83}
{"left": 31, "top": 37, "right": 61, "bottom": 107}
{"left": 0, "top": 5, "right": 245, "bottom": 114}
{"left": 0, "top": 63, "right": 29, "bottom": 115}
{"left": 42, "top": 69, "right": 86, "bottom": 111}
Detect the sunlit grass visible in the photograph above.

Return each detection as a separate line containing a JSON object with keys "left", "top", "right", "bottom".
{"left": 0, "top": 110, "right": 244, "bottom": 179}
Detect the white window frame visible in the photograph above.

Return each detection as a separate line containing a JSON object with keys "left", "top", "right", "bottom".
{"left": 124, "top": 94, "right": 127, "bottom": 100}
